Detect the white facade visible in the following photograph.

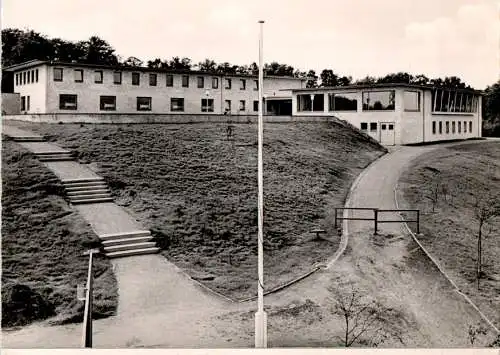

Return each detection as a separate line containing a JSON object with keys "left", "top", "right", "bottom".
{"left": 291, "top": 84, "right": 482, "bottom": 145}
{"left": 7, "top": 60, "right": 305, "bottom": 115}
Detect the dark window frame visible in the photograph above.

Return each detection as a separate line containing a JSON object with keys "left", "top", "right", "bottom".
{"left": 166, "top": 74, "right": 174, "bottom": 87}
{"left": 360, "top": 122, "right": 368, "bottom": 130}
{"left": 53, "top": 68, "right": 63, "bottom": 82}
{"left": 171, "top": 97, "right": 185, "bottom": 112}
{"left": 197, "top": 76, "right": 204, "bottom": 89}
{"left": 100, "top": 95, "right": 117, "bottom": 111}
{"left": 253, "top": 100, "right": 259, "bottom": 112}
{"left": 182, "top": 75, "right": 189, "bottom": 88}
{"left": 35, "top": 69, "right": 39, "bottom": 82}
{"left": 94, "top": 70, "right": 103, "bottom": 84}
{"left": 452, "top": 121, "right": 456, "bottom": 134}
{"left": 136, "top": 96, "right": 152, "bottom": 111}
{"left": 201, "top": 98, "right": 214, "bottom": 112}
{"left": 439, "top": 121, "right": 443, "bottom": 134}
{"left": 225, "top": 78, "right": 232, "bottom": 89}
{"left": 254, "top": 80, "right": 258, "bottom": 91}
{"left": 21, "top": 96, "right": 26, "bottom": 111}
{"left": 23, "top": 71, "right": 26, "bottom": 84}
{"left": 132, "top": 72, "right": 141, "bottom": 86}
{"left": 113, "top": 71, "right": 122, "bottom": 84}
{"left": 59, "top": 94, "right": 78, "bottom": 110}
{"left": 212, "top": 77, "right": 219, "bottom": 89}
{"left": 432, "top": 121, "right": 436, "bottom": 134}
{"left": 404, "top": 90, "right": 421, "bottom": 112}
{"left": 239, "top": 99, "right": 246, "bottom": 111}
{"left": 370, "top": 122, "right": 378, "bottom": 131}
{"left": 224, "top": 99, "right": 231, "bottom": 113}
{"left": 149, "top": 73, "right": 157, "bottom": 86}
{"left": 74, "top": 69, "right": 84, "bottom": 83}
{"left": 362, "top": 90, "right": 396, "bottom": 111}
{"left": 328, "top": 92, "right": 358, "bottom": 111}
{"left": 240, "top": 79, "right": 246, "bottom": 90}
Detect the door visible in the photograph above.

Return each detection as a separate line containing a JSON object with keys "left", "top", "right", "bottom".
{"left": 380, "top": 122, "right": 395, "bottom": 145}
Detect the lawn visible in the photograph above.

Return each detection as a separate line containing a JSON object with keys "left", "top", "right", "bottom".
{"left": 1, "top": 140, "right": 118, "bottom": 327}
{"left": 23, "top": 119, "right": 386, "bottom": 300}
{"left": 398, "top": 141, "right": 500, "bottom": 327}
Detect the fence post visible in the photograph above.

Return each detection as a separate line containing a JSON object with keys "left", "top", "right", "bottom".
{"left": 373, "top": 209, "right": 378, "bottom": 235}
{"left": 416, "top": 210, "right": 420, "bottom": 234}
{"left": 334, "top": 208, "right": 338, "bottom": 229}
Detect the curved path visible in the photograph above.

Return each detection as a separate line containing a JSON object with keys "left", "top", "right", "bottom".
{"left": 2, "top": 126, "right": 496, "bottom": 347}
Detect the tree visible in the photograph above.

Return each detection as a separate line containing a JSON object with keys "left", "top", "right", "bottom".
{"left": 80, "top": 36, "right": 119, "bottom": 65}
{"left": 320, "top": 69, "right": 340, "bottom": 87}
{"left": 306, "top": 70, "right": 318, "bottom": 88}
{"left": 124, "top": 56, "right": 144, "bottom": 67}
{"left": 168, "top": 56, "right": 192, "bottom": 70}
{"left": 2, "top": 28, "right": 53, "bottom": 66}
{"left": 471, "top": 188, "right": 500, "bottom": 288}
{"left": 328, "top": 285, "right": 399, "bottom": 347}
{"left": 411, "top": 74, "right": 430, "bottom": 86}
{"left": 483, "top": 81, "right": 500, "bottom": 137}
{"left": 198, "top": 58, "right": 217, "bottom": 72}
{"left": 377, "top": 72, "right": 413, "bottom": 84}
{"left": 215, "top": 62, "right": 237, "bottom": 74}
{"left": 355, "top": 75, "right": 377, "bottom": 85}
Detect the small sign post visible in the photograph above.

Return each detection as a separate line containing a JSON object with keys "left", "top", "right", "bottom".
{"left": 81, "top": 248, "right": 100, "bottom": 348}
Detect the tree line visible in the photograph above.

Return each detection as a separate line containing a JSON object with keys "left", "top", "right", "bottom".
{"left": 2, "top": 28, "right": 499, "bottom": 135}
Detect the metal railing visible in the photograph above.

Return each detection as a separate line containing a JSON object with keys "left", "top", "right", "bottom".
{"left": 334, "top": 207, "right": 420, "bottom": 235}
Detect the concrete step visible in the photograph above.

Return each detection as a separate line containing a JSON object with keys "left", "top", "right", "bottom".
{"left": 35, "top": 151, "right": 72, "bottom": 156}
{"left": 99, "top": 230, "right": 152, "bottom": 241}
{"left": 106, "top": 247, "right": 160, "bottom": 259}
{"left": 101, "top": 235, "right": 154, "bottom": 247}
{"left": 39, "top": 156, "right": 75, "bottom": 162}
{"left": 103, "top": 242, "right": 157, "bottom": 253}
{"left": 70, "top": 197, "right": 114, "bottom": 204}
{"left": 11, "top": 137, "right": 46, "bottom": 142}
{"left": 63, "top": 181, "right": 106, "bottom": 188}
{"left": 69, "top": 193, "right": 112, "bottom": 200}
{"left": 65, "top": 184, "right": 108, "bottom": 192}
{"left": 67, "top": 188, "right": 110, "bottom": 196}
{"left": 62, "top": 177, "right": 104, "bottom": 184}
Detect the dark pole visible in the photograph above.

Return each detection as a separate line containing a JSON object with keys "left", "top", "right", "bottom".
{"left": 374, "top": 209, "right": 378, "bottom": 235}
{"left": 334, "top": 208, "right": 338, "bottom": 230}
{"left": 82, "top": 249, "right": 99, "bottom": 348}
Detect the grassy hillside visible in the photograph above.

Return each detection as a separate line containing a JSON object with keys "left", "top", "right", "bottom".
{"left": 398, "top": 141, "right": 500, "bottom": 328}
{"left": 1, "top": 140, "right": 118, "bottom": 327}
{"left": 24, "top": 120, "right": 386, "bottom": 299}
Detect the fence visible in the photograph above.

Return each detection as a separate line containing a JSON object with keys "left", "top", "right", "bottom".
{"left": 334, "top": 207, "right": 420, "bottom": 235}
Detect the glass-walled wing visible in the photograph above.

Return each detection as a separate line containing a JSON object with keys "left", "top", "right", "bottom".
{"left": 431, "top": 89, "right": 478, "bottom": 113}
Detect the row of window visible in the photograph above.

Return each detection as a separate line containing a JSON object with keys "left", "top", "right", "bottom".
{"left": 58, "top": 94, "right": 260, "bottom": 112}
{"left": 360, "top": 122, "right": 390, "bottom": 131}
{"left": 16, "top": 69, "right": 39, "bottom": 86}
{"left": 431, "top": 89, "right": 479, "bottom": 113}
{"left": 298, "top": 90, "right": 400, "bottom": 112}
{"left": 432, "top": 120, "right": 473, "bottom": 135}
{"left": 52, "top": 67, "right": 258, "bottom": 90}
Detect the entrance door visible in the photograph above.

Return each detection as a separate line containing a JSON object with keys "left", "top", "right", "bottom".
{"left": 380, "top": 122, "right": 395, "bottom": 145}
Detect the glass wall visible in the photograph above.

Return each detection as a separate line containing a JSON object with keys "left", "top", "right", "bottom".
{"left": 431, "top": 89, "right": 478, "bottom": 113}
{"left": 404, "top": 91, "right": 420, "bottom": 111}
{"left": 297, "top": 94, "right": 324, "bottom": 112}
{"left": 328, "top": 92, "right": 357, "bottom": 111}
{"left": 362, "top": 91, "right": 395, "bottom": 111}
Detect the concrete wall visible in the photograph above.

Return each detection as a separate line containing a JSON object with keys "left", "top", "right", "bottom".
{"left": 1, "top": 93, "right": 21, "bottom": 115}
{"left": 3, "top": 113, "right": 335, "bottom": 124}
{"left": 40, "top": 64, "right": 303, "bottom": 115}
{"left": 13, "top": 65, "right": 48, "bottom": 113}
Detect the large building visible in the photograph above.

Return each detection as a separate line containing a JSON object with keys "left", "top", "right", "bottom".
{"left": 3, "top": 60, "right": 305, "bottom": 116}
{"left": 290, "top": 83, "right": 483, "bottom": 145}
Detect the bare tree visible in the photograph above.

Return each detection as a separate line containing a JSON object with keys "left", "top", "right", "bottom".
{"left": 424, "top": 178, "right": 442, "bottom": 213}
{"left": 328, "top": 285, "right": 398, "bottom": 347}
{"left": 471, "top": 190, "right": 500, "bottom": 288}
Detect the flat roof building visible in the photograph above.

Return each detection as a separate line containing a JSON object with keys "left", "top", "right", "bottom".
{"left": 290, "top": 83, "right": 483, "bottom": 145}
{"left": 4, "top": 60, "right": 305, "bottom": 117}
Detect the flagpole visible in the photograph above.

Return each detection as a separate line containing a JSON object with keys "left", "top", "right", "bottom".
{"left": 255, "top": 19, "right": 267, "bottom": 349}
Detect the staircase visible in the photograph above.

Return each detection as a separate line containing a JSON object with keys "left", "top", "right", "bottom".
{"left": 62, "top": 177, "right": 114, "bottom": 204}
{"left": 35, "top": 151, "right": 75, "bottom": 162}
{"left": 100, "top": 230, "right": 160, "bottom": 258}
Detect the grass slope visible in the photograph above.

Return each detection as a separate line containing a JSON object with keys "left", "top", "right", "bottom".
{"left": 398, "top": 141, "right": 500, "bottom": 328}
{"left": 25, "top": 120, "right": 385, "bottom": 299}
{"left": 1, "top": 140, "right": 118, "bottom": 327}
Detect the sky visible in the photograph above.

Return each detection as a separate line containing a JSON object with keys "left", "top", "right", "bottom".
{"left": 2, "top": 0, "right": 499, "bottom": 89}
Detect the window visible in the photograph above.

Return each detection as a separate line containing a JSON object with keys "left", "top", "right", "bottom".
{"left": 21, "top": 96, "right": 26, "bottom": 111}
{"left": 439, "top": 121, "right": 443, "bottom": 134}
{"left": 54, "top": 68, "right": 63, "bottom": 82}
{"left": 212, "top": 77, "right": 219, "bottom": 89}
{"left": 31, "top": 70, "right": 35, "bottom": 83}
{"left": 469, "top": 121, "right": 472, "bottom": 133}
{"left": 328, "top": 92, "right": 357, "bottom": 111}
{"left": 113, "top": 71, "right": 122, "bottom": 84}
{"left": 432, "top": 89, "right": 478, "bottom": 113}
{"left": 27, "top": 71, "right": 31, "bottom": 84}
{"left": 23, "top": 71, "right": 26, "bottom": 84}
{"left": 297, "top": 94, "right": 324, "bottom": 112}
{"left": 197, "top": 76, "right": 204, "bottom": 88}
{"left": 432, "top": 121, "right": 436, "bottom": 134}
{"left": 94, "top": 70, "right": 103, "bottom": 83}
{"left": 239, "top": 100, "right": 246, "bottom": 111}
{"left": 132, "top": 72, "right": 140, "bottom": 85}
{"left": 464, "top": 121, "right": 467, "bottom": 133}
{"left": 166, "top": 74, "right": 174, "bottom": 87}
{"left": 360, "top": 122, "right": 368, "bottom": 131}
{"left": 362, "top": 91, "right": 395, "bottom": 111}
{"left": 458, "top": 121, "right": 461, "bottom": 133}
{"left": 404, "top": 91, "right": 420, "bottom": 111}
{"left": 74, "top": 69, "right": 83, "bottom": 83}
{"left": 370, "top": 122, "right": 378, "bottom": 131}
{"left": 27, "top": 96, "right": 30, "bottom": 111}
{"left": 35, "top": 69, "right": 39, "bottom": 82}
{"left": 182, "top": 75, "right": 189, "bottom": 87}
{"left": 59, "top": 94, "right": 77, "bottom": 110}
{"left": 225, "top": 78, "right": 232, "bottom": 89}
{"left": 388, "top": 124, "right": 394, "bottom": 130}
{"left": 15, "top": 74, "right": 18, "bottom": 86}
{"left": 100, "top": 96, "right": 116, "bottom": 111}
{"left": 171, "top": 98, "right": 184, "bottom": 112}
{"left": 381, "top": 124, "right": 387, "bottom": 130}
{"left": 149, "top": 73, "right": 157, "bottom": 86}
{"left": 452, "top": 121, "right": 456, "bottom": 133}
{"left": 254, "top": 80, "right": 258, "bottom": 91}
{"left": 136, "top": 97, "right": 152, "bottom": 111}
{"left": 240, "top": 79, "right": 246, "bottom": 90}
{"left": 224, "top": 100, "right": 231, "bottom": 113}
{"left": 446, "top": 121, "right": 450, "bottom": 134}
{"left": 201, "top": 98, "right": 214, "bottom": 112}
{"left": 253, "top": 100, "right": 259, "bottom": 112}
